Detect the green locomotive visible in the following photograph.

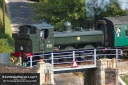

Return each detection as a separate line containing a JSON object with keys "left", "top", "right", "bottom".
{"left": 12, "top": 20, "right": 103, "bottom": 58}
{"left": 12, "top": 16, "right": 128, "bottom": 58}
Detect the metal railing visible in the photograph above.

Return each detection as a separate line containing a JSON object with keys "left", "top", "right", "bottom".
{"left": 27, "top": 49, "right": 122, "bottom": 68}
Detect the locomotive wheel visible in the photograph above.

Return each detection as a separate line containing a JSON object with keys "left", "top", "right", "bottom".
{"left": 80, "top": 45, "right": 94, "bottom": 60}
{"left": 84, "top": 45, "right": 94, "bottom": 49}
{"left": 64, "top": 46, "right": 75, "bottom": 50}
{"left": 62, "top": 46, "right": 75, "bottom": 62}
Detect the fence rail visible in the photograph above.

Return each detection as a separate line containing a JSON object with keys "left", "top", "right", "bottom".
{"left": 26, "top": 48, "right": 122, "bottom": 68}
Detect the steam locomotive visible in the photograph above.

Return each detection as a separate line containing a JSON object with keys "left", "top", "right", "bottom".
{"left": 12, "top": 16, "right": 128, "bottom": 59}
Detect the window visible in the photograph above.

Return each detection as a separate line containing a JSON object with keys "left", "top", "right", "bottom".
{"left": 116, "top": 26, "right": 121, "bottom": 37}
{"left": 125, "top": 26, "right": 128, "bottom": 36}
{"left": 19, "top": 25, "right": 37, "bottom": 34}
{"left": 40, "top": 29, "right": 49, "bottom": 40}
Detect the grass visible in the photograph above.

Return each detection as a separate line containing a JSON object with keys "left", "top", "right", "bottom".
{"left": 0, "top": 0, "right": 14, "bottom": 64}
{"left": 120, "top": 75, "right": 128, "bottom": 84}
{"left": 0, "top": 0, "right": 12, "bottom": 36}
{"left": 0, "top": 0, "right": 14, "bottom": 47}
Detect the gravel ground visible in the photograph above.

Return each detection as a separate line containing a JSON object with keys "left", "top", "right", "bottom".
{"left": 118, "top": 61, "right": 128, "bottom": 75}
{"left": 117, "top": 61, "right": 128, "bottom": 85}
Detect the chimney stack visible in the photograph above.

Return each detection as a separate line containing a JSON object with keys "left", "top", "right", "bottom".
{"left": 87, "top": 19, "right": 93, "bottom": 30}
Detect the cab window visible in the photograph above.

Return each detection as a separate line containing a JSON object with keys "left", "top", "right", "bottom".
{"left": 40, "top": 29, "right": 49, "bottom": 40}
{"left": 115, "top": 26, "right": 121, "bottom": 37}
{"left": 125, "top": 26, "right": 128, "bottom": 36}
{"left": 19, "top": 25, "right": 37, "bottom": 34}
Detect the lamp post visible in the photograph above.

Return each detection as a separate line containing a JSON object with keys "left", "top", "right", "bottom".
{"left": 2, "top": 0, "right": 5, "bottom": 33}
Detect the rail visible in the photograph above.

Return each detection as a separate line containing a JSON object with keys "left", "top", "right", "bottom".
{"left": 27, "top": 48, "right": 122, "bottom": 68}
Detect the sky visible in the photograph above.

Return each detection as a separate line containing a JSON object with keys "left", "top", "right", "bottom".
{"left": 86, "top": 0, "right": 128, "bottom": 18}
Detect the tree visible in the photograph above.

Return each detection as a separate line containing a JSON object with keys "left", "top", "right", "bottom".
{"left": 31, "top": 0, "right": 87, "bottom": 30}
{"left": 31, "top": 0, "right": 126, "bottom": 30}
{"left": 94, "top": 1, "right": 126, "bottom": 19}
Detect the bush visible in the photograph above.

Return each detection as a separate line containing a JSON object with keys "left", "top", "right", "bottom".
{"left": 0, "top": 33, "right": 14, "bottom": 46}
{"left": 0, "top": 20, "right": 4, "bottom": 32}
{"left": 0, "top": 39, "right": 14, "bottom": 53}
{"left": 0, "top": 32, "right": 14, "bottom": 53}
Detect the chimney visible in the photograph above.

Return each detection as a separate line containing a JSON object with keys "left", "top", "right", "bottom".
{"left": 87, "top": 19, "right": 93, "bottom": 30}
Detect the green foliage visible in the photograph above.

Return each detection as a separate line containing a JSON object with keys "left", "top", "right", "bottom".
{"left": 0, "top": 33, "right": 14, "bottom": 53}
{"left": 31, "top": 0, "right": 87, "bottom": 30}
{"left": 0, "top": 0, "right": 14, "bottom": 54}
{"left": 95, "top": 1, "right": 126, "bottom": 19}
{"left": 0, "top": 19, "right": 4, "bottom": 32}
{"left": 0, "top": 33, "right": 14, "bottom": 45}
{"left": 0, "top": 39, "right": 14, "bottom": 53}
{"left": 31, "top": 0, "right": 126, "bottom": 30}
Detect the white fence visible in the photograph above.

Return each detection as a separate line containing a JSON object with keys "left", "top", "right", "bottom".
{"left": 27, "top": 48, "right": 122, "bottom": 68}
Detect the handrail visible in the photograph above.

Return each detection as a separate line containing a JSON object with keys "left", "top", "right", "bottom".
{"left": 28, "top": 49, "right": 122, "bottom": 68}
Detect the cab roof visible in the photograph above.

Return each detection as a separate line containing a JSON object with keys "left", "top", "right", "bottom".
{"left": 20, "top": 23, "right": 54, "bottom": 30}
{"left": 101, "top": 16, "right": 128, "bottom": 24}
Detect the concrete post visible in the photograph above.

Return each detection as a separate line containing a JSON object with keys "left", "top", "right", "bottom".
{"left": 44, "top": 63, "right": 55, "bottom": 84}
{"left": 96, "top": 59, "right": 108, "bottom": 85}
{"left": 112, "top": 58, "right": 116, "bottom": 68}
{"left": 107, "top": 60, "right": 110, "bottom": 68}
{"left": 37, "top": 61, "right": 55, "bottom": 85}
{"left": 37, "top": 62, "right": 45, "bottom": 84}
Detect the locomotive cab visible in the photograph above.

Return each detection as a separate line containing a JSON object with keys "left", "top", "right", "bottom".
{"left": 39, "top": 27, "right": 55, "bottom": 52}
{"left": 27, "top": 24, "right": 55, "bottom": 53}
{"left": 12, "top": 24, "right": 55, "bottom": 58}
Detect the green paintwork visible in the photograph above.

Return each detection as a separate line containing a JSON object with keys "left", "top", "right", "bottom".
{"left": 12, "top": 24, "right": 103, "bottom": 53}
{"left": 114, "top": 24, "right": 128, "bottom": 47}
{"left": 43, "top": 28, "right": 54, "bottom": 52}
{"left": 12, "top": 24, "right": 55, "bottom": 53}
{"left": 54, "top": 31, "right": 102, "bottom": 45}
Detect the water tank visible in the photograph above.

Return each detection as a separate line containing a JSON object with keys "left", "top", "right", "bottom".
{"left": 0, "top": 53, "right": 9, "bottom": 64}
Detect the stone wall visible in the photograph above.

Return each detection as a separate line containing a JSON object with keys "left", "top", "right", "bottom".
{"left": 105, "top": 69, "right": 118, "bottom": 85}
{"left": 0, "top": 62, "right": 55, "bottom": 85}
{"left": 96, "top": 59, "right": 118, "bottom": 85}
{"left": 84, "top": 69, "right": 96, "bottom": 85}
{"left": 0, "top": 63, "right": 38, "bottom": 73}
{"left": 84, "top": 59, "right": 119, "bottom": 85}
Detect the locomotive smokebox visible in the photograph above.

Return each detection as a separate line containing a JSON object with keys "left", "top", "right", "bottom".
{"left": 87, "top": 19, "right": 93, "bottom": 30}
{"left": 63, "top": 21, "right": 72, "bottom": 32}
